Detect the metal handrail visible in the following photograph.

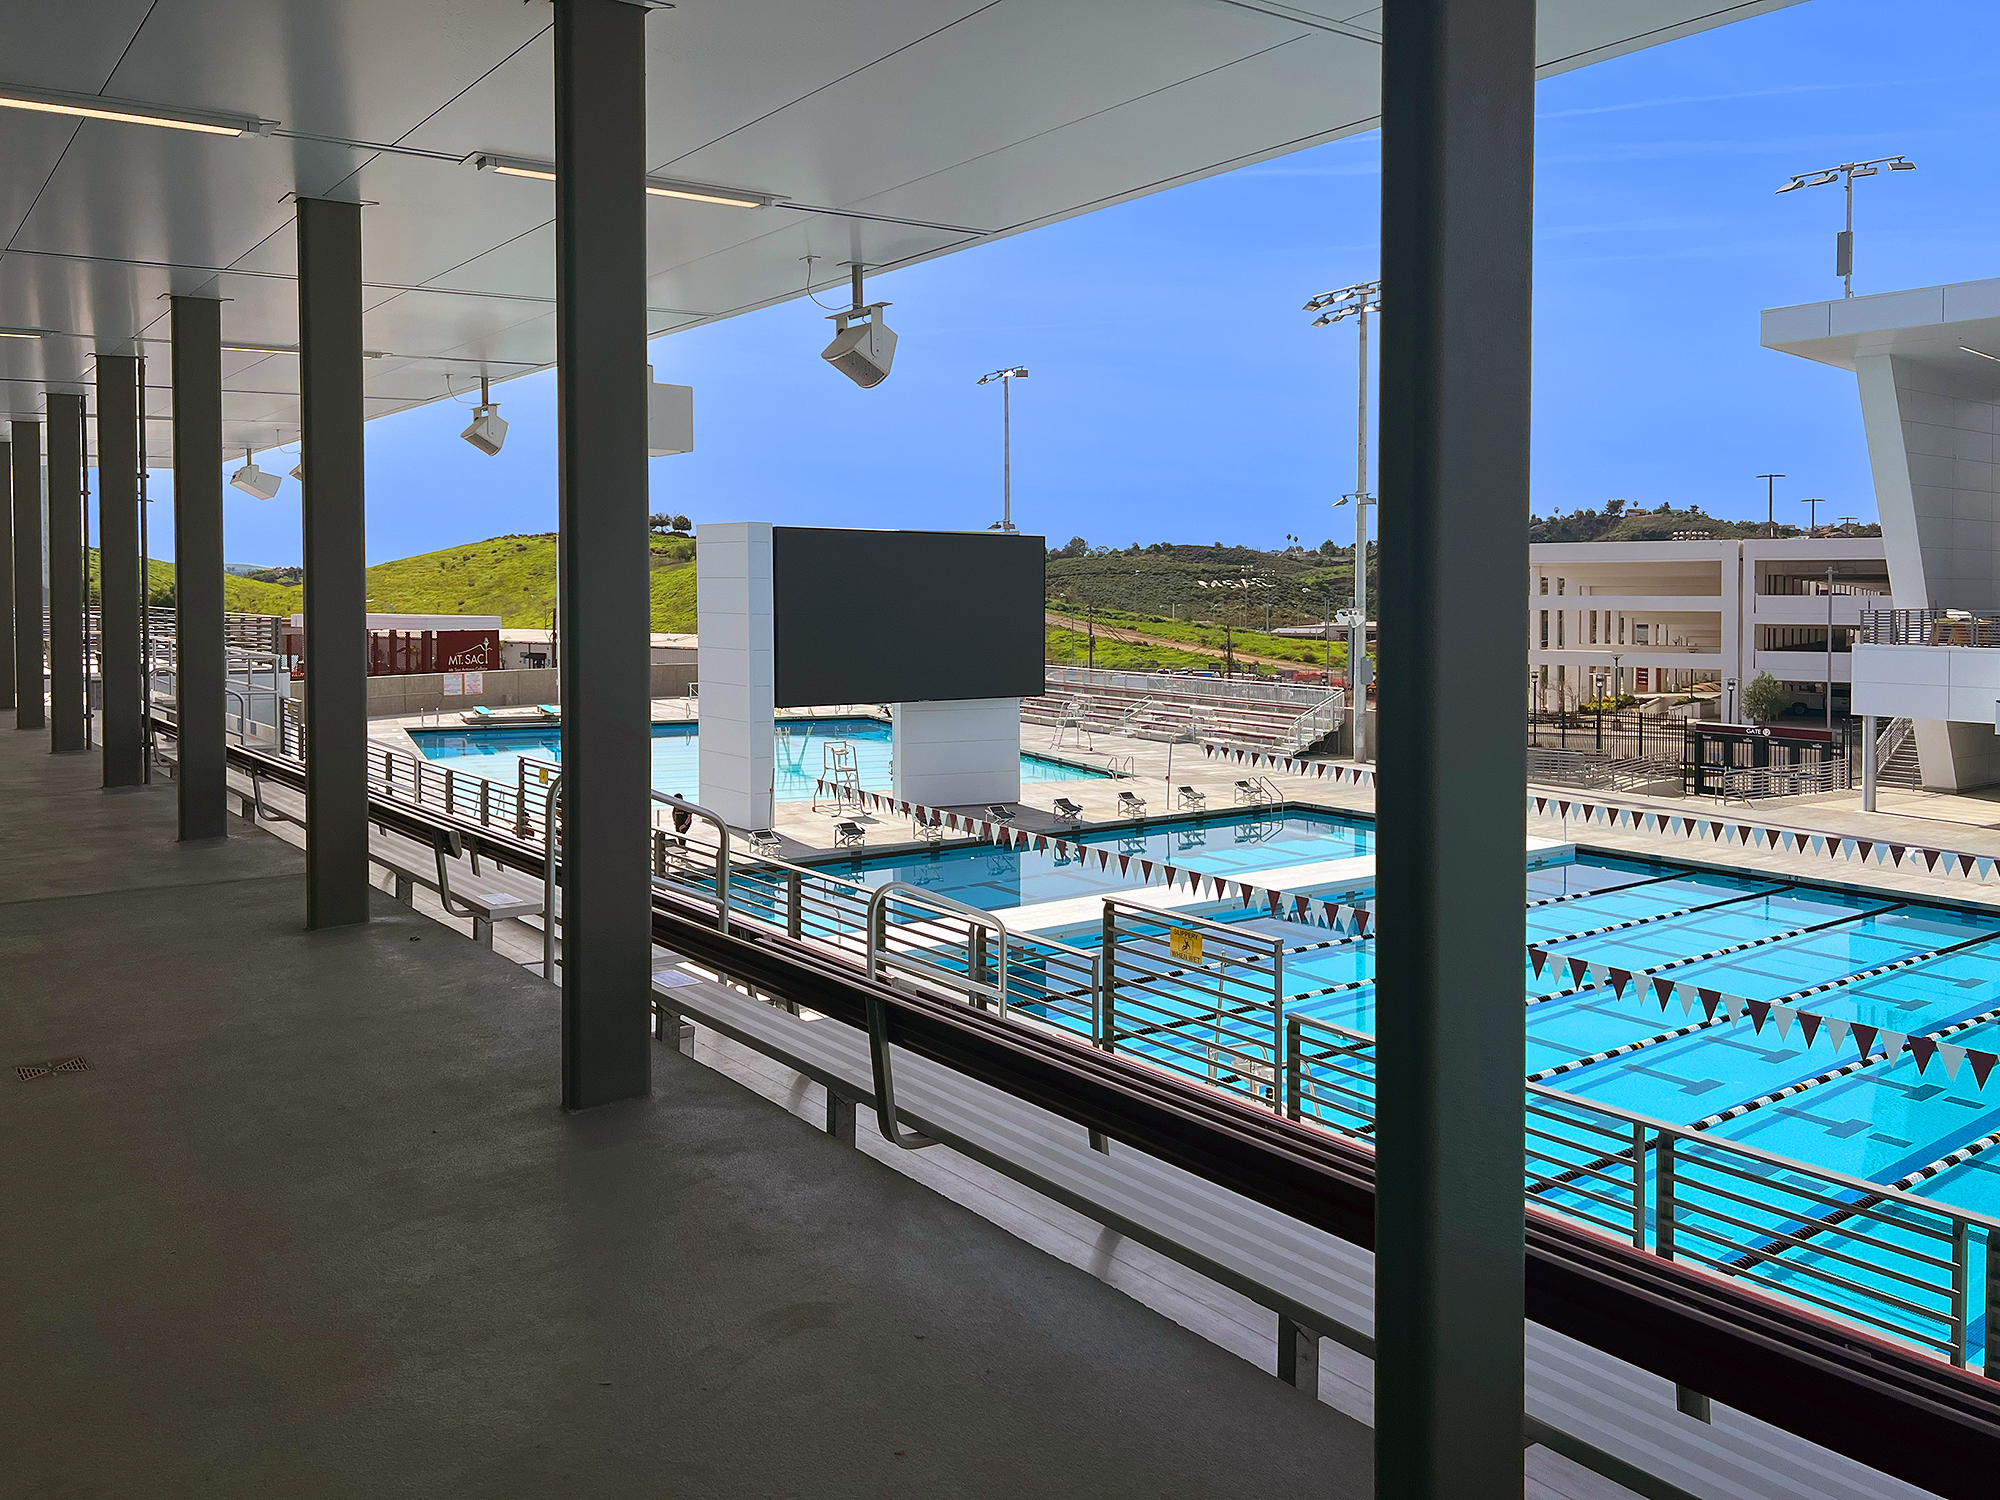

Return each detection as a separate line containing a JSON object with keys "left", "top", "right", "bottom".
{"left": 650, "top": 790, "right": 729, "bottom": 937}
{"left": 1286, "top": 1010, "right": 2000, "bottom": 1372}
{"left": 867, "top": 881, "right": 1012, "bottom": 1017}
{"left": 144, "top": 713, "right": 2000, "bottom": 1476}
{"left": 542, "top": 775, "right": 562, "bottom": 979}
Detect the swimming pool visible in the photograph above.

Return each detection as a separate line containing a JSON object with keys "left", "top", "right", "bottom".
{"left": 814, "top": 807, "right": 1373, "bottom": 911}
{"left": 408, "top": 717, "right": 1106, "bottom": 800}
{"left": 959, "top": 845, "right": 2000, "bottom": 1365}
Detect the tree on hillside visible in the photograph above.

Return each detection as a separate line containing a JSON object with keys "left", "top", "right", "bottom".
{"left": 649, "top": 513, "right": 692, "bottom": 535}
{"left": 1049, "top": 536, "right": 1088, "bottom": 559}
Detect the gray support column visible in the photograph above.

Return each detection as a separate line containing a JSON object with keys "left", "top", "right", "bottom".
{"left": 12, "top": 422, "right": 44, "bottom": 730}
{"left": 554, "top": 0, "right": 653, "bottom": 1110}
{"left": 98, "top": 356, "right": 145, "bottom": 786}
{"left": 1373, "top": 2, "right": 1534, "bottom": 1497}
{"left": 0, "top": 437, "right": 13, "bottom": 710}
{"left": 298, "top": 197, "right": 371, "bottom": 927}
{"left": 47, "top": 393, "right": 86, "bottom": 752}
{"left": 171, "top": 296, "right": 227, "bottom": 839}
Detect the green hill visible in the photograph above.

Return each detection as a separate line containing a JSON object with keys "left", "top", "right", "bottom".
{"left": 1528, "top": 499, "right": 1882, "bottom": 544}
{"left": 100, "top": 533, "right": 700, "bottom": 633}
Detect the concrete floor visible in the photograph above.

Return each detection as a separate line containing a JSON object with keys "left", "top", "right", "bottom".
{"left": 0, "top": 719, "right": 1373, "bottom": 1498}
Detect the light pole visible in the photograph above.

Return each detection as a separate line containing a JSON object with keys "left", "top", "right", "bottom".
{"left": 1305, "top": 280, "right": 1382, "bottom": 758}
{"left": 1802, "top": 496, "right": 1826, "bottom": 536}
{"left": 976, "top": 366, "right": 1028, "bottom": 532}
{"left": 1776, "top": 155, "right": 1915, "bottom": 299}
{"left": 1756, "top": 473, "right": 1785, "bottom": 536}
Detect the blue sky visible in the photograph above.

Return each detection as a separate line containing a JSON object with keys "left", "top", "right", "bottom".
{"left": 154, "top": 0, "right": 2000, "bottom": 566}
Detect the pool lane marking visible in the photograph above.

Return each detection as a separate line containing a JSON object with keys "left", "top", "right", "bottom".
{"left": 1523, "top": 899, "right": 1907, "bottom": 1007}
{"left": 1530, "top": 886, "right": 1800, "bottom": 954}
{"left": 1713, "top": 1120, "right": 2000, "bottom": 1291}
{"left": 1691, "top": 998, "right": 2000, "bottom": 1135}
{"left": 1524, "top": 870, "right": 1692, "bottom": 912}
{"left": 1533, "top": 921, "right": 1996, "bottom": 1082}
{"left": 1621, "top": 924, "right": 2000, "bottom": 1070}
{"left": 1527, "top": 1016, "right": 1728, "bottom": 1083}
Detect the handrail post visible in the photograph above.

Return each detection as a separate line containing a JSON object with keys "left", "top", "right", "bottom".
{"left": 787, "top": 869, "right": 803, "bottom": 940}
{"left": 1656, "top": 1133, "right": 1677, "bottom": 1260}
{"left": 1987, "top": 1227, "right": 2000, "bottom": 1380}
{"left": 1950, "top": 1218, "right": 1970, "bottom": 1369}
{"left": 1285, "top": 1015, "right": 1302, "bottom": 1122}
{"left": 542, "top": 774, "right": 563, "bottom": 981}
{"left": 1098, "top": 900, "right": 1118, "bottom": 1053}
{"left": 649, "top": 791, "right": 729, "bottom": 935}
{"left": 1631, "top": 1121, "right": 1648, "bottom": 1250}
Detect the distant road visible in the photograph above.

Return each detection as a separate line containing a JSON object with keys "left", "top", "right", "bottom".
{"left": 1043, "top": 610, "right": 1319, "bottom": 670}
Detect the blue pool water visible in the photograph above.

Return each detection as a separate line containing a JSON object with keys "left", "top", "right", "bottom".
{"left": 816, "top": 808, "right": 1373, "bottom": 910}
{"left": 409, "top": 717, "right": 1106, "bottom": 800}
{"left": 967, "top": 843, "right": 2000, "bottom": 1364}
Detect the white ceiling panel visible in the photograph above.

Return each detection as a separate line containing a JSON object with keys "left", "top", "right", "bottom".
{"left": 0, "top": 0, "right": 1800, "bottom": 458}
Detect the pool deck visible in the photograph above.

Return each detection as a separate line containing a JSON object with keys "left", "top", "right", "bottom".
{"left": 993, "top": 838, "right": 1574, "bottom": 935}
{"left": 371, "top": 698, "right": 2000, "bottom": 919}
{"left": 2, "top": 716, "right": 1383, "bottom": 1500}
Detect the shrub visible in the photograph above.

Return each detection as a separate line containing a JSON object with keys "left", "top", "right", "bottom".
{"left": 1741, "top": 671, "right": 1788, "bottom": 723}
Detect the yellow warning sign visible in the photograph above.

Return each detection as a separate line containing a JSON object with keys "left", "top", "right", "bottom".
{"left": 1169, "top": 926, "right": 1204, "bottom": 965}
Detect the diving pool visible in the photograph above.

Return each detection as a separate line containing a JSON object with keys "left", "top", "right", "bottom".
{"left": 408, "top": 716, "right": 1107, "bottom": 800}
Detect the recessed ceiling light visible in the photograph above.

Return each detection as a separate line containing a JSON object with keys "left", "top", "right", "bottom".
{"left": 468, "top": 152, "right": 779, "bottom": 209}
{"left": 0, "top": 81, "right": 267, "bottom": 136}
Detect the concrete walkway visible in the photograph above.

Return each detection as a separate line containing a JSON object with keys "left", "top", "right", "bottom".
{"left": 0, "top": 720, "right": 1371, "bottom": 1498}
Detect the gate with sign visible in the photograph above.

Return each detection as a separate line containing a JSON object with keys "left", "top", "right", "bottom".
{"left": 1100, "top": 899, "right": 1286, "bottom": 1111}
{"left": 1682, "top": 719, "right": 1848, "bottom": 797}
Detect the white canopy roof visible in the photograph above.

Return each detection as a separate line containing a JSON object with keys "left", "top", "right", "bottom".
{"left": 1, "top": 0, "right": 1795, "bottom": 462}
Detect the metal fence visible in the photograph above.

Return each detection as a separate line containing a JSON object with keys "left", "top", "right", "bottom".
{"left": 1861, "top": 608, "right": 2000, "bottom": 647}
{"left": 1527, "top": 709, "right": 1682, "bottom": 761}
{"left": 273, "top": 732, "right": 2000, "bottom": 1377}
{"left": 1101, "top": 900, "right": 1286, "bottom": 1111}
{"left": 1046, "top": 664, "right": 1337, "bottom": 709}
{"left": 1287, "top": 1013, "right": 1999, "bottom": 1374}
{"left": 1525, "top": 747, "right": 1683, "bottom": 792}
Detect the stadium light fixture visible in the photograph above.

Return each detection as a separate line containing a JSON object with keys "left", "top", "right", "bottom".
{"left": 1305, "top": 280, "right": 1383, "bottom": 754}
{"left": 976, "top": 366, "right": 1029, "bottom": 532}
{"left": 1775, "top": 156, "right": 1915, "bottom": 297}
{"left": 0, "top": 81, "right": 270, "bottom": 136}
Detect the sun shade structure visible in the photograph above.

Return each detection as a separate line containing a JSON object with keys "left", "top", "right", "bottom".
{"left": 0, "top": 0, "right": 1798, "bottom": 460}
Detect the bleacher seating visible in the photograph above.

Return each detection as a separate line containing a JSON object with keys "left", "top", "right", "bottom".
{"left": 1021, "top": 672, "right": 1340, "bottom": 755}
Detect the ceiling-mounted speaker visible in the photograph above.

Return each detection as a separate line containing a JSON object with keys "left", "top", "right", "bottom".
{"left": 229, "top": 458, "right": 281, "bottom": 500}
{"left": 647, "top": 365, "right": 693, "bottom": 455}
{"left": 821, "top": 304, "right": 897, "bottom": 389}
{"left": 461, "top": 404, "right": 508, "bottom": 456}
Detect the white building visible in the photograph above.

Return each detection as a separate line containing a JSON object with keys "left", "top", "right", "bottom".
{"left": 1529, "top": 537, "right": 1889, "bottom": 718}
{"left": 1765, "top": 277, "right": 2000, "bottom": 788}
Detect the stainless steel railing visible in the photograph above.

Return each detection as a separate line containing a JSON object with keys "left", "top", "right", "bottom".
{"left": 1286, "top": 1012, "right": 2000, "bottom": 1375}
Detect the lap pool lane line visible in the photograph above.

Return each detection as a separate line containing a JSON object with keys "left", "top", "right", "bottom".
{"left": 1529, "top": 918, "right": 2000, "bottom": 1090}
{"left": 1525, "top": 934, "right": 2000, "bottom": 1262}
{"left": 1522, "top": 897, "right": 1908, "bottom": 1011}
